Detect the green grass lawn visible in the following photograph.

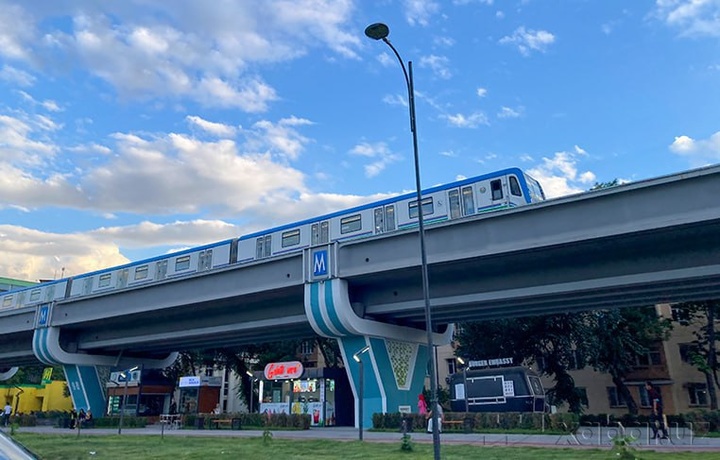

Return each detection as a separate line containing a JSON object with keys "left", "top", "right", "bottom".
{"left": 12, "top": 433, "right": 720, "bottom": 460}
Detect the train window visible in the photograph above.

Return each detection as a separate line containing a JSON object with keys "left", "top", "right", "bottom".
{"left": 98, "top": 273, "right": 112, "bottom": 288}
{"left": 448, "top": 190, "right": 461, "bottom": 219}
{"left": 490, "top": 179, "right": 503, "bottom": 200}
{"left": 2, "top": 296, "right": 12, "bottom": 308}
{"left": 256, "top": 237, "right": 264, "bottom": 259}
{"left": 320, "top": 221, "right": 329, "bottom": 243}
{"left": 282, "top": 229, "right": 301, "bottom": 247}
{"left": 509, "top": 176, "right": 522, "bottom": 196}
{"left": 385, "top": 205, "right": 396, "bottom": 231}
{"left": 134, "top": 265, "right": 149, "bottom": 280}
{"left": 29, "top": 289, "right": 41, "bottom": 302}
{"left": 340, "top": 214, "right": 362, "bottom": 234}
{"left": 409, "top": 197, "right": 434, "bottom": 219}
{"left": 175, "top": 256, "right": 191, "bottom": 271}
{"left": 263, "top": 235, "right": 272, "bottom": 257}
{"left": 374, "top": 208, "right": 384, "bottom": 233}
{"left": 462, "top": 186, "right": 475, "bottom": 216}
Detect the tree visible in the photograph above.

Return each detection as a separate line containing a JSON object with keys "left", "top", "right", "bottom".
{"left": 585, "top": 307, "right": 672, "bottom": 414}
{"left": 455, "top": 314, "right": 591, "bottom": 413}
{"left": 670, "top": 300, "right": 720, "bottom": 409}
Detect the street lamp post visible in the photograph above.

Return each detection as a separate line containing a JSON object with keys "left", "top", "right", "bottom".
{"left": 118, "top": 366, "right": 139, "bottom": 435}
{"left": 457, "top": 357, "right": 469, "bottom": 412}
{"left": 353, "top": 345, "right": 370, "bottom": 441}
{"left": 246, "top": 371, "right": 255, "bottom": 413}
{"left": 364, "top": 22, "right": 441, "bottom": 460}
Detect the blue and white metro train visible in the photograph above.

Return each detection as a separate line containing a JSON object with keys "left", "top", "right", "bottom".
{"left": 1, "top": 167, "right": 545, "bottom": 310}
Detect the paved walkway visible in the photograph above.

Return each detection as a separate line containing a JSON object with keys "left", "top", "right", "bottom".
{"left": 12, "top": 424, "right": 720, "bottom": 453}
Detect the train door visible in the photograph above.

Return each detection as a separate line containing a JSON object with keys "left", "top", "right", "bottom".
{"left": 83, "top": 277, "right": 93, "bottom": 295}
{"left": 311, "top": 221, "right": 329, "bottom": 245}
{"left": 156, "top": 260, "right": 168, "bottom": 280}
{"left": 256, "top": 235, "right": 272, "bottom": 259}
{"left": 116, "top": 268, "right": 129, "bottom": 289}
{"left": 448, "top": 186, "right": 476, "bottom": 220}
{"left": 373, "top": 205, "right": 396, "bottom": 234}
{"left": 198, "top": 249, "right": 213, "bottom": 271}
{"left": 508, "top": 175, "right": 525, "bottom": 205}
{"left": 44, "top": 285, "right": 55, "bottom": 302}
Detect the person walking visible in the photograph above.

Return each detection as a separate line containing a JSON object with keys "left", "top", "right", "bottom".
{"left": 417, "top": 394, "right": 427, "bottom": 415}
{"left": 3, "top": 402, "right": 11, "bottom": 427}
{"left": 645, "top": 381, "right": 669, "bottom": 439}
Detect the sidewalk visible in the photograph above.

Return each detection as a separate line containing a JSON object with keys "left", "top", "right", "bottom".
{"left": 12, "top": 424, "right": 720, "bottom": 452}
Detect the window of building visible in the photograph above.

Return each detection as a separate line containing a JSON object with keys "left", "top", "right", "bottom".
{"left": 299, "top": 341, "right": 315, "bottom": 356}
{"left": 175, "top": 255, "right": 191, "bottom": 271}
{"left": 671, "top": 306, "right": 692, "bottom": 325}
{"left": 281, "top": 229, "right": 301, "bottom": 248}
{"left": 409, "top": 197, "right": 434, "bottom": 219}
{"left": 98, "top": 273, "right": 112, "bottom": 288}
{"left": 446, "top": 358, "right": 457, "bottom": 376}
{"left": 679, "top": 343, "right": 700, "bottom": 364}
{"left": 134, "top": 265, "right": 148, "bottom": 281}
{"left": 568, "top": 349, "right": 586, "bottom": 370}
{"left": 577, "top": 387, "right": 589, "bottom": 409}
{"left": 634, "top": 346, "right": 662, "bottom": 367}
{"left": 688, "top": 383, "right": 709, "bottom": 406}
{"left": 340, "top": 214, "right": 362, "bottom": 234}
{"left": 607, "top": 387, "right": 626, "bottom": 407}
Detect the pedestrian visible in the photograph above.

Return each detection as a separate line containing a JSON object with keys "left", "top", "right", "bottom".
{"left": 69, "top": 409, "right": 77, "bottom": 429}
{"left": 417, "top": 393, "right": 427, "bottom": 415}
{"left": 3, "top": 402, "right": 11, "bottom": 427}
{"left": 645, "top": 381, "right": 669, "bottom": 439}
{"left": 426, "top": 401, "right": 444, "bottom": 433}
{"left": 78, "top": 408, "right": 86, "bottom": 428}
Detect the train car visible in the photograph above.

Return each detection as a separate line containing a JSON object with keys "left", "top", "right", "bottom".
{"left": 449, "top": 366, "right": 546, "bottom": 413}
{"left": 1, "top": 279, "right": 69, "bottom": 310}
{"left": 67, "top": 239, "right": 236, "bottom": 298}
{"left": 237, "top": 167, "right": 545, "bottom": 263}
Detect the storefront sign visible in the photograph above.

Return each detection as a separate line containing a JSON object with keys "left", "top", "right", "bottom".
{"left": 264, "top": 361, "right": 304, "bottom": 380}
{"left": 468, "top": 357, "right": 513, "bottom": 368}
{"left": 179, "top": 376, "right": 201, "bottom": 387}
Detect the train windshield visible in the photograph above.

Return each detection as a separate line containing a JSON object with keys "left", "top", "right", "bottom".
{"left": 524, "top": 174, "right": 546, "bottom": 202}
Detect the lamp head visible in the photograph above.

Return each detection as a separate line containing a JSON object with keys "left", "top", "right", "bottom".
{"left": 457, "top": 357, "right": 465, "bottom": 365}
{"left": 365, "top": 23, "right": 389, "bottom": 40}
{"left": 246, "top": 371, "right": 253, "bottom": 378}
{"left": 353, "top": 345, "right": 371, "bottom": 362}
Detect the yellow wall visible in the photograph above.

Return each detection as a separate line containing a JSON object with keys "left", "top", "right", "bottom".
{"left": 0, "top": 381, "right": 73, "bottom": 414}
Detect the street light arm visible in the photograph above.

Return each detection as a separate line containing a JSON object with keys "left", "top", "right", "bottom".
{"left": 379, "top": 38, "right": 416, "bottom": 134}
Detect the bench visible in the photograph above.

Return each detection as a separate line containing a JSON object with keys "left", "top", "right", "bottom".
{"left": 211, "top": 418, "right": 241, "bottom": 430}
{"left": 160, "top": 414, "right": 182, "bottom": 429}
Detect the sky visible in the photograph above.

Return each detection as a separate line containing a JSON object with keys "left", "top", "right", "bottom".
{"left": 0, "top": 0, "right": 719, "bottom": 282}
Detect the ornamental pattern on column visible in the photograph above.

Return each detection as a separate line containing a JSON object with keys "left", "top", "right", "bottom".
{"left": 386, "top": 339, "right": 415, "bottom": 389}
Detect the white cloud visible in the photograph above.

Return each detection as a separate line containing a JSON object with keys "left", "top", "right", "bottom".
{"left": 0, "top": 1, "right": 360, "bottom": 110}
{"left": 476, "top": 87, "right": 488, "bottom": 98}
{"left": 419, "top": 54, "right": 452, "bottom": 79}
{"left": 653, "top": 0, "right": 720, "bottom": 37}
{"left": 497, "top": 106, "right": 523, "bottom": 118}
{"left": 443, "top": 112, "right": 490, "bottom": 128}
{"left": 527, "top": 148, "right": 596, "bottom": 198}
{"left": 0, "top": 65, "right": 35, "bottom": 86}
{"left": 669, "top": 131, "right": 720, "bottom": 163}
{"left": 404, "top": 0, "right": 441, "bottom": 26}
{"left": 186, "top": 115, "right": 238, "bottom": 138}
{"left": 349, "top": 141, "right": 402, "bottom": 177}
{"left": 499, "top": 26, "right": 556, "bottom": 56}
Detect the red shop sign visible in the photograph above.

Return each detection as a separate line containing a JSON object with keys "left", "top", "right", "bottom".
{"left": 264, "top": 361, "right": 304, "bottom": 380}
